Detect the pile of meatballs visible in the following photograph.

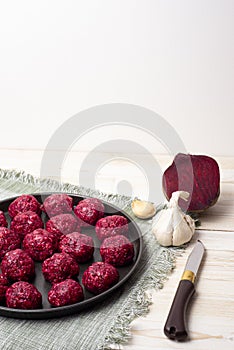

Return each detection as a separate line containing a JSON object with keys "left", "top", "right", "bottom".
{"left": 0, "top": 194, "right": 135, "bottom": 310}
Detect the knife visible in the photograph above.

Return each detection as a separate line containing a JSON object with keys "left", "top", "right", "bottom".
{"left": 164, "top": 240, "right": 205, "bottom": 341}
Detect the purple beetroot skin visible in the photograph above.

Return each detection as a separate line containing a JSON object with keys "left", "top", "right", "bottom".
{"left": 162, "top": 153, "right": 220, "bottom": 212}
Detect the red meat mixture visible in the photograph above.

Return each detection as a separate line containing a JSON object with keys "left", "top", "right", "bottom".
{"left": 48, "top": 279, "right": 84, "bottom": 307}
{"left": 41, "top": 194, "right": 73, "bottom": 217}
{"left": 59, "top": 232, "right": 94, "bottom": 263}
{"left": 95, "top": 215, "right": 128, "bottom": 241}
{"left": 6, "top": 281, "right": 42, "bottom": 309}
{"left": 23, "top": 229, "right": 58, "bottom": 261}
{"left": 1, "top": 249, "right": 35, "bottom": 282}
{"left": 100, "top": 235, "right": 134, "bottom": 266}
{"left": 10, "top": 211, "right": 43, "bottom": 240}
{"left": 0, "top": 227, "right": 21, "bottom": 260}
{"left": 46, "top": 213, "right": 79, "bottom": 239}
{"left": 74, "top": 198, "right": 104, "bottom": 227}
{"left": 42, "top": 253, "right": 79, "bottom": 284}
{"left": 82, "top": 261, "right": 119, "bottom": 294}
{"left": 8, "top": 195, "right": 41, "bottom": 218}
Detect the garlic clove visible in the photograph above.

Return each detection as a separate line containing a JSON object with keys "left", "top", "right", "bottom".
{"left": 131, "top": 199, "right": 156, "bottom": 219}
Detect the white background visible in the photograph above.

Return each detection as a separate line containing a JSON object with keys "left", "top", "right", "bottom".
{"left": 0, "top": 0, "right": 233, "bottom": 156}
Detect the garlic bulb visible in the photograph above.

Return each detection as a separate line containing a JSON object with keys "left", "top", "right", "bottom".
{"left": 152, "top": 191, "right": 195, "bottom": 246}
{"left": 131, "top": 199, "right": 156, "bottom": 219}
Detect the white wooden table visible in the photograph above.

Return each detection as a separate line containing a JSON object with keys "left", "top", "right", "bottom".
{"left": 1, "top": 149, "right": 234, "bottom": 350}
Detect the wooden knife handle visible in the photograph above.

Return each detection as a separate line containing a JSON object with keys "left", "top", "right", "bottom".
{"left": 164, "top": 279, "right": 195, "bottom": 341}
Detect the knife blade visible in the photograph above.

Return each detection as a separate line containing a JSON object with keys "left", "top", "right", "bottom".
{"left": 164, "top": 240, "right": 205, "bottom": 341}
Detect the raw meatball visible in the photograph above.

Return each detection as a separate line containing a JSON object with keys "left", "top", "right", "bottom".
{"left": 0, "top": 211, "right": 7, "bottom": 228}
{"left": 82, "top": 262, "right": 119, "bottom": 295}
{"left": 74, "top": 198, "right": 104, "bottom": 226}
{"left": 59, "top": 232, "right": 94, "bottom": 263}
{"left": 10, "top": 211, "right": 43, "bottom": 240}
{"left": 0, "top": 274, "right": 9, "bottom": 304}
{"left": 41, "top": 194, "right": 73, "bottom": 217}
{"left": 100, "top": 235, "right": 134, "bottom": 266}
{"left": 8, "top": 195, "right": 41, "bottom": 218}
{"left": 1, "top": 249, "right": 35, "bottom": 282}
{"left": 46, "top": 214, "right": 79, "bottom": 239}
{"left": 23, "top": 229, "right": 58, "bottom": 261}
{"left": 6, "top": 281, "right": 42, "bottom": 309}
{"left": 95, "top": 215, "right": 128, "bottom": 241}
{"left": 48, "top": 279, "right": 84, "bottom": 307}
{"left": 42, "top": 253, "right": 79, "bottom": 284}
{"left": 0, "top": 227, "right": 21, "bottom": 260}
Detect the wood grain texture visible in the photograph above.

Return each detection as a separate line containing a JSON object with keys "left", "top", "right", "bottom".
{"left": 0, "top": 149, "right": 233, "bottom": 350}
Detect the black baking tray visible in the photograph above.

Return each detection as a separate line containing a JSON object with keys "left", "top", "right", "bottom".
{"left": 0, "top": 193, "right": 143, "bottom": 319}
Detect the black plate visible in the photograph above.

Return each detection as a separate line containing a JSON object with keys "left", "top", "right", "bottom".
{"left": 0, "top": 193, "right": 143, "bottom": 319}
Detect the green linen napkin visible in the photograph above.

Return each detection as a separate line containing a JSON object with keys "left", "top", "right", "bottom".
{"left": 0, "top": 169, "right": 182, "bottom": 350}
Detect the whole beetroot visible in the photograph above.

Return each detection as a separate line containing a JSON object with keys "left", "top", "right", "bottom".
{"left": 162, "top": 153, "right": 220, "bottom": 212}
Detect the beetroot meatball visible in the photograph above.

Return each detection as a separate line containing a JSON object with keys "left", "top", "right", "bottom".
{"left": 0, "top": 227, "right": 21, "bottom": 260}
{"left": 0, "top": 274, "right": 9, "bottom": 304}
{"left": 23, "top": 229, "right": 58, "bottom": 261}
{"left": 6, "top": 281, "right": 42, "bottom": 309}
{"left": 42, "top": 253, "right": 79, "bottom": 284}
{"left": 41, "top": 194, "right": 73, "bottom": 217}
{"left": 95, "top": 215, "right": 128, "bottom": 241}
{"left": 10, "top": 211, "right": 43, "bottom": 240}
{"left": 100, "top": 235, "right": 134, "bottom": 266}
{"left": 46, "top": 214, "right": 79, "bottom": 240}
{"left": 48, "top": 279, "right": 84, "bottom": 307}
{"left": 82, "top": 262, "right": 119, "bottom": 295}
{"left": 8, "top": 195, "right": 41, "bottom": 218}
{"left": 59, "top": 232, "right": 94, "bottom": 263}
{"left": 0, "top": 211, "right": 7, "bottom": 228}
{"left": 1, "top": 249, "right": 35, "bottom": 282}
{"left": 74, "top": 198, "right": 104, "bottom": 227}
